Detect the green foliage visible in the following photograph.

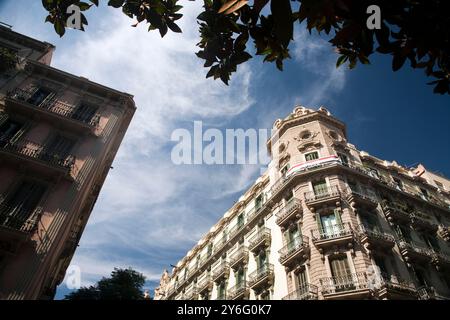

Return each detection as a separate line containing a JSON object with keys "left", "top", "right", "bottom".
{"left": 64, "top": 267, "right": 146, "bottom": 300}
{"left": 40, "top": 0, "right": 450, "bottom": 94}
{"left": 0, "top": 47, "right": 19, "bottom": 73}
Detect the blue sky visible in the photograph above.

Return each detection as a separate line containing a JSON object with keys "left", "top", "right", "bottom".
{"left": 1, "top": 1, "right": 449, "bottom": 299}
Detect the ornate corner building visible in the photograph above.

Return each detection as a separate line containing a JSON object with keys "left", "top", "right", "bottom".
{"left": 0, "top": 25, "right": 135, "bottom": 299}
{"left": 155, "top": 106, "right": 450, "bottom": 300}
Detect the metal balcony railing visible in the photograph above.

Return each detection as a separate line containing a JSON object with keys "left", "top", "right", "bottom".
{"left": 248, "top": 264, "right": 274, "bottom": 287}
{"left": 311, "top": 222, "right": 353, "bottom": 242}
{"left": 7, "top": 88, "right": 100, "bottom": 127}
{"left": 275, "top": 198, "right": 302, "bottom": 225}
{"left": 358, "top": 224, "right": 396, "bottom": 243}
{"left": 197, "top": 275, "right": 212, "bottom": 292}
{"left": 229, "top": 246, "right": 248, "bottom": 268}
{"left": 320, "top": 272, "right": 368, "bottom": 295}
{"left": 0, "top": 203, "right": 42, "bottom": 233}
{"left": 304, "top": 185, "right": 341, "bottom": 203}
{"left": 248, "top": 227, "right": 271, "bottom": 251}
{"left": 228, "top": 281, "right": 249, "bottom": 299}
{"left": 212, "top": 262, "right": 229, "bottom": 281}
{"left": 0, "top": 136, "right": 76, "bottom": 173}
{"left": 282, "top": 284, "right": 318, "bottom": 300}
{"left": 397, "top": 240, "right": 435, "bottom": 258}
{"left": 278, "top": 235, "right": 309, "bottom": 263}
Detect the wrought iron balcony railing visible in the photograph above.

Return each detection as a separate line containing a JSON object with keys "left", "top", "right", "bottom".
{"left": 228, "top": 281, "right": 249, "bottom": 300}
{"left": 282, "top": 284, "right": 318, "bottom": 300}
{"left": 275, "top": 198, "right": 302, "bottom": 226}
{"left": 357, "top": 224, "right": 396, "bottom": 246}
{"left": 0, "top": 136, "right": 76, "bottom": 174}
{"left": 248, "top": 227, "right": 271, "bottom": 252}
{"left": 0, "top": 203, "right": 42, "bottom": 234}
{"left": 7, "top": 88, "right": 100, "bottom": 128}
{"left": 320, "top": 272, "right": 369, "bottom": 295}
{"left": 197, "top": 275, "right": 212, "bottom": 292}
{"left": 248, "top": 263, "right": 274, "bottom": 288}
{"left": 304, "top": 185, "right": 341, "bottom": 204}
{"left": 311, "top": 222, "right": 353, "bottom": 243}
{"left": 229, "top": 246, "right": 249, "bottom": 268}
{"left": 212, "top": 262, "right": 229, "bottom": 281}
{"left": 278, "top": 235, "right": 310, "bottom": 265}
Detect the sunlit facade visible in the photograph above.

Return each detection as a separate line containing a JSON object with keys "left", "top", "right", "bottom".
{"left": 155, "top": 106, "right": 450, "bottom": 300}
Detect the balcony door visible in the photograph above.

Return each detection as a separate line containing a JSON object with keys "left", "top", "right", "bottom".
{"left": 235, "top": 268, "right": 244, "bottom": 287}
{"left": 319, "top": 210, "right": 342, "bottom": 238}
{"left": 312, "top": 179, "right": 328, "bottom": 196}
{"left": 0, "top": 117, "right": 26, "bottom": 146}
{"left": 72, "top": 103, "right": 98, "bottom": 124}
{"left": 329, "top": 256, "right": 354, "bottom": 292}
{"left": 286, "top": 226, "right": 301, "bottom": 250}
{"left": 361, "top": 214, "right": 381, "bottom": 233}
{"left": 27, "top": 88, "right": 55, "bottom": 108}
{"left": 0, "top": 180, "right": 46, "bottom": 229}
{"left": 295, "top": 268, "right": 308, "bottom": 296}
{"left": 42, "top": 134, "right": 75, "bottom": 165}
{"left": 217, "top": 280, "right": 226, "bottom": 299}
{"left": 257, "top": 251, "right": 267, "bottom": 270}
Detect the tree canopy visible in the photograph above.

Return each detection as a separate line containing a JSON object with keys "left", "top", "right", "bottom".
{"left": 0, "top": 47, "right": 19, "bottom": 73}
{"left": 64, "top": 267, "right": 147, "bottom": 300}
{"left": 39, "top": 0, "right": 450, "bottom": 93}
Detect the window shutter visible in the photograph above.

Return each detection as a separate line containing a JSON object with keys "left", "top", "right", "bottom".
{"left": 316, "top": 213, "right": 323, "bottom": 232}
{"left": 334, "top": 209, "right": 343, "bottom": 226}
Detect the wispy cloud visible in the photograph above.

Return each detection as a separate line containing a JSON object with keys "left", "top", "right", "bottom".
{"left": 292, "top": 28, "right": 347, "bottom": 106}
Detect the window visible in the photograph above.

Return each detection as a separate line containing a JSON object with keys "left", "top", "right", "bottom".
{"left": 296, "top": 268, "right": 308, "bottom": 293}
{"left": 392, "top": 177, "right": 403, "bottom": 191}
{"left": 397, "top": 226, "right": 412, "bottom": 242}
{"left": 422, "top": 234, "right": 440, "bottom": 252}
{"left": 373, "top": 256, "right": 388, "bottom": 275}
{"left": 305, "top": 151, "right": 319, "bottom": 162}
{"left": 217, "top": 280, "right": 226, "bottom": 299}
{"left": 0, "top": 180, "right": 47, "bottom": 230}
{"left": 318, "top": 210, "right": 343, "bottom": 237}
{"left": 235, "top": 268, "right": 245, "bottom": 285}
{"left": 42, "top": 134, "right": 75, "bottom": 165}
{"left": 0, "top": 117, "right": 25, "bottom": 145}
{"left": 329, "top": 256, "right": 354, "bottom": 291}
{"left": 207, "top": 243, "right": 213, "bottom": 257}
{"left": 257, "top": 251, "right": 268, "bottom": 270}
{"left": 285, "top": 226, "right": 300, "bottom": 249}
{"left": 348, "top": 180, "right": 358, "bottom": 192}
{"left": 72, "top": 103, "right": 98, "bottom": 124}
{"left": 27, "top": 88, "right": 54, "bottom": 107}
{"left": 338, "top": 153, "right": 349, "bottom": 166}
{"left": 360, "top": 213, "right": 381, "bottom": 232}
{"left": 312, "top": 179, "right": 328, "bottom": 195}
{"left": 280, "top": 164, "right": 290, "bottom": 177}
{"left": 255, "top": 194, "right": 263, "bottom": 209}
{"left": 237, "top": 213, "right": 244, "bottom": 228}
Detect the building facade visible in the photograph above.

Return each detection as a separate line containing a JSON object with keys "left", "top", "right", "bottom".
{"left": 0, "top": 25, "right": 136, "bottom": 299}
{"left": 155, "top": 106, "right": 450, "bottom": 300}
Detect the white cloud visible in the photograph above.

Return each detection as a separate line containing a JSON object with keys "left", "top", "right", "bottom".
{"left": 292, "top": 28, "right": 347, "bottom": 106}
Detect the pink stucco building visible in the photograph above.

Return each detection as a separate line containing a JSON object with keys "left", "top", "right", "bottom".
{"left": 0, "top": 24, "right": 136, "bottom": 299}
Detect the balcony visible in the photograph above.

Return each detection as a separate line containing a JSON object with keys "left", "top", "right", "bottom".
{"left": 320, "top": 272, "right": 371, "bottom": 299}
{"left": 0, "top": 203, "right": 42, "bottom": 255}
{"left": 246, "top": 203, "right": 269, "bottom": 226}
{"left": 212, "top": 262, "right": 230, "bottom": 282}
{"left": 375, "top": 273, "right": 417, "bottom": 300}
{"left": 0, "top": 137, "right": 76, "bottom": 178}
{"left": 346, "top": 189, "right": 378, "bottom": 209}
{"left": 228, "top": 222, "right": 246, "bottom": 239}
{"left": 228, "top": 281, "right": 249, "bottom": 300}
{"left": 278, "top": 235, "right": 310, "bottom": 268}
{"left": 417, "top": 286, "right": 450, "bottom": 300}
{"left": 398, "top": 241, "right": 434, "bottom": 265}
{"left": 282, "top": 284, "right": 318, "bottom": 300}
{"left": 5, "top": 88, "right": 100, "bottom": 134}
{"left": 304, "top": 186, "right": 342, "bottom": 209}
{"left": 410, "top": 211, "right": 439, "bottom": 232}
{"left": 311, "top": 223, "right": 354, "bottom": 249}
{"left": 184, "top": 284, "right": 198, "bottom": 300}
{"left": 229, "top": 246, "right": 249, "bottom": 269}
{"left": 213, "top": 235, "right": 229, "bottom": 254}
{"left": 248, "top": 264, "right": 274, "bottom": 291}
{"left": 275, "top": 198, "right": 302, "bottom": 228}
{"left": 357, "top": 224, "right": 395, "bottom": 250}
{"left": 197, "top": 275, "right": 213, "bottom": 293}
{"left": 381, "top": 201, "right": 412, "bottom": 225}
{"left": 248, "top": 227, "right": 271, "bottom": 253}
